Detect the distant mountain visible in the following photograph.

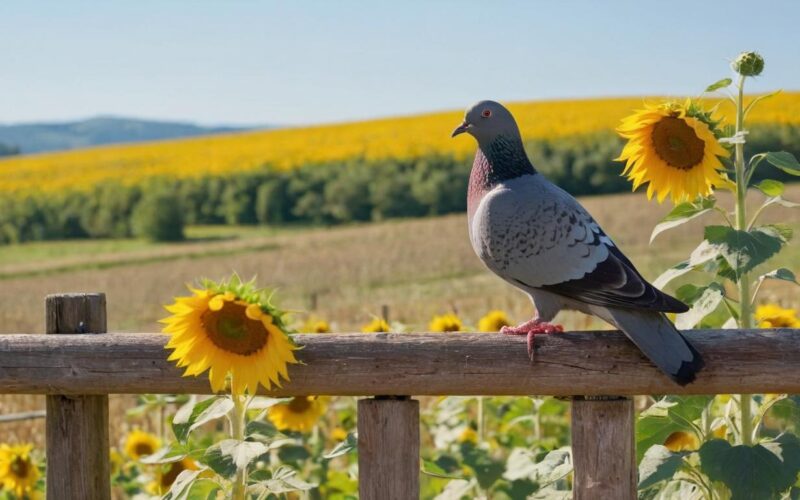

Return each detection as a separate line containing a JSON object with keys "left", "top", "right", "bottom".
{"left": 0, "top": 116, "right": 251, "bottom": 154}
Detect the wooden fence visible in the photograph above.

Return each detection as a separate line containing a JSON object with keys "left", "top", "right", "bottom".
{"left": 1, "top": 293, "right": 799, "bottom": 499}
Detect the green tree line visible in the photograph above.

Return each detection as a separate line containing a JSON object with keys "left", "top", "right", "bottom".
{"left": 1, "top": 126, "right": 798, "bottom": 244}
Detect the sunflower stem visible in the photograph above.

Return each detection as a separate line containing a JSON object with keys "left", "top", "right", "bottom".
{"left": 733, "top": 73, "right": 754, "bottom": 446}
{"left": 231, "top": 393, "right": 248, "bottom": 500}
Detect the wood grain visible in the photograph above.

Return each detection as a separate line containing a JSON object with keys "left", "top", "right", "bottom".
{"left": 571, "top": 397, "right": 635, "bottom": 500}
{"left": 358, "top": 398, "right": 419, "bottom": 500}
{"left": 1, "top": 329, "right": 799, "bottom": 395}
{"left": 45, "top": 293, "right": 110, "bottom": 500}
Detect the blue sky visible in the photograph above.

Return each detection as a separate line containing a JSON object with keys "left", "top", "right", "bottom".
{"left": 2, "top": 1, "right": 798, "bottom": 126}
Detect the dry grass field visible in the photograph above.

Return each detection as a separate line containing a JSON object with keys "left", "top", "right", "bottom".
{"left": 1, "top": 186, "right": 798, "bottom": 450}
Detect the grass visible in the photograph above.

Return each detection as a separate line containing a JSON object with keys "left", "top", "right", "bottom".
{"left": 0, "top": 186, "right": 798, "bottom": 449}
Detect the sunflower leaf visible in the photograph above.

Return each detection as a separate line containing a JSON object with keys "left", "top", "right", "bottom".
{"left": 323, "top": 432, "right": 357, "bottom": 459}
{"left": 139, "top": 442, "right": 189, "bottom": 465}
{"left": 183, "top": 478, "right": 222, "bottom": 500}
{"left": 173, "top": 396, "right": 235, "bottom": 444}
{"left": 638, "top": 445, "right": 687, "bottom": 490}
{"left": 675, "top": 283, "right": 725, "bottom": 329}
{"left": 760, "top": 268, "right": 799, "bottom": 285}
{"left": 765, "top": 151, "right": 800, "bottom": 176}
{"left": 204, "top": 439, "right": 269, "bottom": 478}
{"left": 248, "top": 466, "right": 316, "bottom": 495}
{"left": 699, "top": 436, "right": 800, "bottom": 500}
{"left": 705, "top": 78, "right": 732, "bottom": 92}
{"left": 754, "top": 179, "right": 785, "bottom": 197}
{"left": 636, "top": 396, "right": 712, "bottom": 462}
{"left": 704, "top": 225, "right": 788, "bottom": 277}
{"left": 163, "top": 469, "right": 205, "bottom": 500}
{"left": 650, "top": 197, "right": 716, "bottom": 243}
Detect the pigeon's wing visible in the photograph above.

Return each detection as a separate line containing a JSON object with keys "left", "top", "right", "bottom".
{"left": 474, "top": 175, "right": 687, "bottom": 313}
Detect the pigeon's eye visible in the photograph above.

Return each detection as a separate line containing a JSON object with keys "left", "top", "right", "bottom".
{"left": 481, "top": 109, "right": 492, "bottom": 118}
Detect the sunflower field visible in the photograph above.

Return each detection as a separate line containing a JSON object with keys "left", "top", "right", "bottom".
{"left": 2, "top": 95, "right": 800, "bottom": 244}
{"left": 3, "top": 304, "right": 800, "bottom": 499}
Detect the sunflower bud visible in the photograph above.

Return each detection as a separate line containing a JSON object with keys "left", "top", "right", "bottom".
{"left": 731, "top": 51, "right": 764, "bottom": 77}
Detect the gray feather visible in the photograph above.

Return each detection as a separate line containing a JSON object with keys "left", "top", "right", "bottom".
{"left": 600, "top": 307, "right": 704, "bottom": 385}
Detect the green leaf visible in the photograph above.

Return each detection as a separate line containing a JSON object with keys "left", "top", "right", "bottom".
{"left": 766, "top": 151, "right": 800, "bottom": 176}
{"left": 277, "top": 445, "right": 311, "bottom": 464}
{"left": 245, "top": 420, "right": 282, "bottom": 441}
{"left": 462, "top": 445, "right": 506, "bottom": 489}
{"left": 704, "top": 225, "right": 788, "bottom": 277}
{"left": 248, "top": 466, "right": 315, "bottom": 495}
{"left": 653, "top": 240, "right": 723, "bottom": 289}
{"left": 184, "top": 478, "right": 222, "bottom": 500}
{"left": 638, "top": 445, "right": 686, "bottom": 490}
{"left": 755, "top": 179, "right": 785, "bottom": 197}
{"left": 323, "top": 432, "right": 357, "bottom": 459}
{"left": 172, "top": 396, "right": 234, "bottom": 443}
{"left": 422, "top": 459, "right": 464, "bottom": 479}
{"left": 203, "top": 439, "right": 268, "bottom": 478}
{"left": 675, "top": 282, "right": 725, "bottom": 329}
{"left": 650, "top": 197, "right": 715, "bottom": 243}
{"left": 139, "top": 442, "right": 189, "bottom": 465}
{"left": 699, "top": 437, "right": 800, "bottom": 500}
{"left": 636, "top": 396, "right": 712, "bottom": 461}
{"left": 162, "top": 469, "right": 204, "bottom": 500}
{"left": 760, "top": 268, "right": 799, "bottom": 285}
{"left": 705, "top": 78, "right": 733, "bottom": 92}
{"left": 503, "top": 447, "right": 572, "bottom": 484}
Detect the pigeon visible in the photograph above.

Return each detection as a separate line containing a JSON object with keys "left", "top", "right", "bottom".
{"left": 452, "top": 100, "right": 704, "bottom": 385}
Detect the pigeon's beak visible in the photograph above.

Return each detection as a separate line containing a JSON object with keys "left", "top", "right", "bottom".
{"left": 451, "top": 121, "right": 470, "bottom": 138}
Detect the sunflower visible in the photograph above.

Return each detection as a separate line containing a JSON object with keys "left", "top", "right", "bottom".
{"left": 616, "top": 101, "right": 730, "bottom": 203}
{"left": 330, "top": 427, "right": 348, "bottom": 441}
{"left": 124, "top": 429, "right": 161, "bottom": 460}
{"left": 429, "top": 313, "right": 463, "bottom": 332}
{"left": 0, "top": 443, "right": 40, "bottom": 498}
{"left": 301, "top": 317, "right": 331, "bottom": 333}
{"left": 361, "top": 318, "right": 390, "bottom": 333}
{"left": 663, "top": 431, "right": 699, "bottom": 452}
{"left": 477, "top": 310, "right": 511, "bottom": 332}
{"left": 268, "top": 396, "right": 329, "bottom": 432}
{"left": 161, "top": 276, "right": 299, "bottom": 395}
{"left": 755, "top": 304, "right": 800, "bottom": 328}
{"left": 458, "top": 427, "right": 478, "bottom": 445}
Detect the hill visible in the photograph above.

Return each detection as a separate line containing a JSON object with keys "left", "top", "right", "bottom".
{"left": 0, "top": 116, "right": 248, "bottom": 154}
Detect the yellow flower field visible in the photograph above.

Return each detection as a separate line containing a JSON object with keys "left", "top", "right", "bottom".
{"left": 1, "top": 94, "right": 799, "bottom": 195}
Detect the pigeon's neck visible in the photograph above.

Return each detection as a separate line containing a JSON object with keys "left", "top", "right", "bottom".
{"left": 468, "top": 135, "right": 536, "bottom": 216}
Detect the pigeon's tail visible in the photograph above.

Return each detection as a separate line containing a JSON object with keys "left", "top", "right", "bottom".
{"left": 603, "top": 307, "right": 704, "bottom": 386}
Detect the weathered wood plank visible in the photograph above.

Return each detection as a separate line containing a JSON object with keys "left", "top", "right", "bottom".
{"left": 1, "top": 329, "right": 799, "bottom": 395}
{"left": 358, "top": 398, "right": 419, "bottom": 500}
{"left": 571, "top": 397, "right": 636, "bottom": 499}
{"left": 45, "top": 293, "right": 111, "bottom": 500}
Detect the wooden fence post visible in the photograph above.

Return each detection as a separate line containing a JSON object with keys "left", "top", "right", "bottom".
{"left": 571, "top": 396, "right": 636, "bottom": 500}
{"left": 358, "top": 397, "right": 419, "bottom": 500}
{"left": 45, "top": 293, "right": 110, "bottom": 500}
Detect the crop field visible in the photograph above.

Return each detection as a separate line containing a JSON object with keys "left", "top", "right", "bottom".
{"left": 2, "top": 93, "right": 800, "bottom": 195}
{"left": 2, "top": 185, "right": 798, "bottom": 426}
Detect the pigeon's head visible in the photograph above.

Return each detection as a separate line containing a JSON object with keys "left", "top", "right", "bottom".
{"left": 451, "top": 100, "right": 521, "bottom": 144}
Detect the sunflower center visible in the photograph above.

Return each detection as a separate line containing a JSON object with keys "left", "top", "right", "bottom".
{"left": 134, "top": 442, "right": 155, "bottom": 456}
{"left": 201, "top": 300, "right": 269, "bottom": 355}
{"left": 10, "top": 456, "right": 29, "bottom": 478}
{"left": 651, "top": 116, "right": 705, "bottom": 170}
{"left": 288, "top": 396, "right": 312, "bottom": 413}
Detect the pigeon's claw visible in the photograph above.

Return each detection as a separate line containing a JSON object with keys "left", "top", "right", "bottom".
{"left": 501, "top": 319, "right": 564, "bottom": 361}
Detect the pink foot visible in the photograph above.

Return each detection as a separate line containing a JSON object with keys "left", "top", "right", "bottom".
{"left": 501, "top": 319, "right": 564, "bottom": 360}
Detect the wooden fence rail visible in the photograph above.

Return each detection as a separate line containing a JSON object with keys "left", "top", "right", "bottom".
{"left": 1, "top": 293, "right": 799, "bottom": 499}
